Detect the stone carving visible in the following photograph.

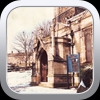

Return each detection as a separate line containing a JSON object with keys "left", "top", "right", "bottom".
{"left": 57, "top": 7, "right": 86, "bottom": 23}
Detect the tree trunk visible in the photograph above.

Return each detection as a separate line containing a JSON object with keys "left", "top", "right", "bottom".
{"left": 25, "top": 50, "right": 27, "bottom": 70}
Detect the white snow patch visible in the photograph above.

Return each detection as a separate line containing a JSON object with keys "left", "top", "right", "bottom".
{"left": 7, "top": 70, "right": 77, "bottom": 94}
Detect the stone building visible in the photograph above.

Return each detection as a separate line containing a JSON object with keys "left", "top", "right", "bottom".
{"left": 31, "top": 7, "right": 93, "bottom": 88}
{"left": 8, "top": 51, "right": 33, "bottom": 68}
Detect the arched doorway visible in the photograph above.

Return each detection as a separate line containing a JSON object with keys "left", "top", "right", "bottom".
{"left": 40, "top": 49, "right": 48, "bottom": 82}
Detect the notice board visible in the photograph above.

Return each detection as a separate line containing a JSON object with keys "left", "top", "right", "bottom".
{"left": 67, "top": 54, "right": 80, "bottom": 72}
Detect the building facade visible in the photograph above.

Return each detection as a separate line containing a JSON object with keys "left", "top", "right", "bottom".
{"left": 31, "top": 7, "right": 93, "bottom": 88}
{"left": 7, "top": 7, "right": 93, "bottom": 88}
{"left": 8, "top": 51, "right": 33, "bottom": 68}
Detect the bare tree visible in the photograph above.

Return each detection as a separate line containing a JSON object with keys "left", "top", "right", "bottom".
{"left": 12, "top": 31, "right": 34, "bottom": 69}
{"left": 27, "top": 32, "right": 34, "bottom": 66}
{"left": 12, "top": 20, "right": 52, "bottom": 69}
{"left": 33, "top": 20, "right": 52, "bottom": 38}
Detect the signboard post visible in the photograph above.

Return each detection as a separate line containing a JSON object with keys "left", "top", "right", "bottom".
{"left": 67, "top": 53, "right": 80, "bottom": 88}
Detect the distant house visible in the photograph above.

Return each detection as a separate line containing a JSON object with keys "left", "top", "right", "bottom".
{"left": 7, "top": 51, "right": 33, "bottom": 67}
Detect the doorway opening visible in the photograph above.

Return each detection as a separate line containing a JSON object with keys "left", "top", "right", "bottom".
{"left": 40, "top": 49, "right": 48, "bottom": 82}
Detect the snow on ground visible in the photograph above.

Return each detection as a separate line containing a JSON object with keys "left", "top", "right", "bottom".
{"left": 7, "top": 70, "right": 77, "bottom": 94}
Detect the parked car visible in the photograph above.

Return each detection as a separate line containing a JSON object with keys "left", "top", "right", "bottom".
{"left": 15, "top": 66, "right": 20, "bottom": 71}
{"left": 7, "top": 63, "right": 13, "bottom": 72}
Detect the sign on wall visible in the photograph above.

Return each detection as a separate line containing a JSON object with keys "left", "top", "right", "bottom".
{"left": 67, "top": 54, "right": 80, "bottom": 72}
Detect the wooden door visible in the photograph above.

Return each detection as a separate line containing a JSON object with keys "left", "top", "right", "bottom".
{"left": 41, "top": 64, "right": 48, "bottom": 82}
{"left": 40, "top": 50, "right": 48, "bottom": 82}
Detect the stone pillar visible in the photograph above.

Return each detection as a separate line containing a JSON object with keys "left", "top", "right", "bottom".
{"left": 30, "top": 62, "right": 37, "bottom": 86}
{"left": 51, "top": 24, "right": 56, "bottom": 56}
{"left": 33, "top": 58, "right": 41, "bottom": 85}
{"left": 36, "top": 61, "right": 41, "bottom": 84}
{"left": 30, "top": 57, "right": 40, "bottom": 85}
{"left": 47, "top": 24, "right": 56, "bottom": 87}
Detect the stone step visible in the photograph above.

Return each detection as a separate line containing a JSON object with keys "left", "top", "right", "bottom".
{"left": 39, "top": 82, "right": 53, "bottom": 87}
{"left": 38, "top": 82, "right": 74, "bottom": 88}
{"left": 39, "top": 82, "right": 77, "bottom": 89}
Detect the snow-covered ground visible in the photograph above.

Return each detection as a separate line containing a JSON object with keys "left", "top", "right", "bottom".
{"left": 7, "top": 70, "right": 77, "bottom": 94}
